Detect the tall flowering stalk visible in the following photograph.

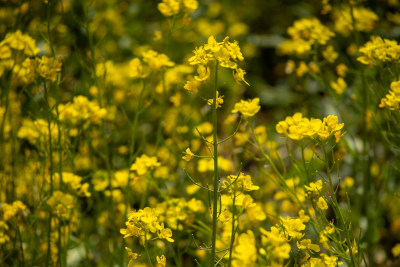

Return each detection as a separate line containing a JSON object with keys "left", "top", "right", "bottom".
{"left": 184, "top": 35, "right": 249, "bottom": 265}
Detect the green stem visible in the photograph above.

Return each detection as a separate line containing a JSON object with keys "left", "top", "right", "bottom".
{"left": 322, "top": 143, "right": 356, "bottom": 266}
{"left": 124, "top": 80, "right": 146, "bottom": 220}
{"left": 300, "top": 141, "right": 309, "bottom": 183}
{"left": 144, "top": 235, "right": 154, "bottom": 267}
{"left": 227, "top": 192, "right": 236, "bottom": 267}
{"left": 210, "top": 61, "right": 220, "bottom": 266}
{"left": 45, "top": 212, "right": 52, "bottom": 267}
{"left": 44, "top": 81, "right": 55, "bottom": 267}
{"left": 140, "top": 176, "right": 150, "bottom": 209}
{"left": 0, "top": 70, "right": 13, "bottom": 202}
{"left": 58, "top": 222, "right": 62, "bottom": 267}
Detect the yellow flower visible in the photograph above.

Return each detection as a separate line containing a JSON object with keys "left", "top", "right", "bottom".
{"left": 157, "top": 0, "right": 180, "bottom": 16}
{"left": 36, "top": 56, "right": 62, "bottom": 82}
{"left": 207, "top": 91, "right": 224, "bottom": 109}
{"left": 333, "top": 5, "right": 378, "bottom": 35}
{"left": 276, "top": 113, "right": 343, "bottom": 141}
{"left": 296, "top": 61, "right": 308, "bottom": 76}
{"left": 233, "top": 68, "right": 250, "bottom": 86}
{"left": 232, "top": 98, "right": 260, "bottom": 117}
{"left": 336, "top": 64, "right": 347, "bottom": 77}
{"left": 260, "top": 226, "right": 291, "bottom": 261}
{"left": 195, "top": 64, "right": 210, "bottom": 81}
{"left": 184, "top": 81, "right": 198, "bottom": 94}
{"left": 330, "top": 77, "right": 347, "bottom": 94}
{"left": 305, "top": 180, "right": 323, "bottom": 193}
{"left": 322, "top": 45, "right": 338, "bottom": 63}
{"left": 130, "top": 154, "right": 161, "bottom": 176}
{"left": 2, "top": 201, "right": 27, "bottom": 221}
{"left": 125, "top": 247, "right": 138, "bottom": 266}
{"left": 357, "top": 36, "right": 400, "bottom": 66}
{"left": 142, "top": 49, "right": 175, "bottom": 70}
{"left": 182, "top": 0, "right": 198, "bottom": 13}
{"left": 204, "top": 35, "right": 220, "bottom": 52}
{"left": 158, "top": 227, "right": 174, "bottom": 242}
{"left": 317, "top": 197, "right": 328, "bottom": 210}
{"left": 341, "top": 176, "right": 355, "bottom": 189}
{"left": 392, "top": 243, "right": 400, "bottom": 257}
{"left": 120, "top": 222, "right": 142, "bottom": 238}
{"left": 277, "top": 18, "right": 334, "bottom": 56}
{"left": 232, "top": 231, "right": 257, "bottom": 267}
{"left": 188, "top": 35, "right": 248, "bottom": 84}
{"left": 297, "top": 239, "right": 320, "bottom": 252}
{"left": 182, "top": 148, "right": 194, "bottom": 161}
{"left": 281, "top": 216, "right": 306, "bottom": 239}
{"left": 379, "top": 80, "right": 400, "bottom": 110}
{"left": 222, "top": 172, "right": 259, "bottom": 194}
{"left": 298, "top": 209, "right": 310, "bottom": 223}
{"left": 156, "top": 255, "right": 167, "bottom": 267}
{"left": 129, "top": 58, "right": 144, "bottom": 78}
{"left": 1, "top": 30, "right": 40, "bottom": 57}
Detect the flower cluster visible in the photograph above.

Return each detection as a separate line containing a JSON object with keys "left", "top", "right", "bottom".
{"left": 58, "top": 96, "right": 107, "bottom": 125}
{"left": 130, "top": 154, "right": 161, "bottom": 176}
{"left": 186, "top": 35, "right": 248, "bottom": 92}
{"left": 379, "top": 80, "right": 400, "bottom": 110}
{"left": 0, "top": 201, "right": 27, "bottom": 245}
{"left": 157, "top": 0, "right": 198, "bottom": 17}
{"left": 156, "top": 198, "right": 205, "bottom": 230}
{"left": 333, "top": 5, "right": 378, "bottom": 36}
{"left": 260, "top": 225, "right": 292, "bottom": 264}
{"left": 120, "top": 207, "right": 174, "bottom": 242}
{"left": 277, "top": 18, "right": 335, "bottom": 56}
{"left": 357, "top": 36, "right": 400, "bottom": 66}
{"left": 222, "top": 172, "right": 259, "bottom": 194}
{"left": 35, "top": 56, "right": 62, "bottom": 82}
{"left": 17, "top": 118, "right": 59, "bottom": 145}
{"left": 55, "top": 172, "right": 91, "bottom": 198}
{"left": 142, "top": 49, "right": 175, "bottom": 70}
{"left": 275, "top": 113, "right": 344, "bottom": 141}
{"left": 1, "top": 201, "right": 27, "bottom": 221}
{"left": 0, "top": 30, "right": 39, "bottom": 59}
{"left": 47, "top": 191, "right": 75, "bottom": 220}
{"left": 231, "top": 98, "right": 260, "bottom": 117}
{"left": 232, "top": 231, "right": 257, "bottom": 267}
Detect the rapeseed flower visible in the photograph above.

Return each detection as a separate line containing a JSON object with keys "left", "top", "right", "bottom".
{"left": 357, "top": 36, "right": 400, "bottom": 66}
{"left": 130, "top": 154, "right": 161, "bottom": 176}
{"left": 182, "top": 148, "right": 194, "bottom": 161}
{"left": 232, "top": 98, "right": 260, "bottom": 117}
{"left": 232, "top": 231, "right": 257, "bottom": 267}
{"left": 379, "top": 80, "right": 400, "bottom": 110}
{"left": 187, "top": 35, "right": 248, "bottom": 86}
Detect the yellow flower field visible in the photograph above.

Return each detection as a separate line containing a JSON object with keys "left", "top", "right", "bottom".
{"left": 1, "top": 0, "right": 400, "bottom": 266}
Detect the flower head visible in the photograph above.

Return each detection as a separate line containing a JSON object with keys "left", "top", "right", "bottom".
{"left": 232, "top": 98, "right": 260, "bottom": 117}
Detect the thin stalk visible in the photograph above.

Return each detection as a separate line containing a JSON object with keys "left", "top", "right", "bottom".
{"left": 140, "top": 176, "right": 150, "bottom": 209}
{"left": 210, "top": 61, "right": 220, "bottom": 266}
{"left": 124, "top": 80, "right": 146, "bottom": 220}
{"left": 144, "top": 235, "right": 154, "bottom": 267}
{"left": 0, "top": 70, "right": 13, "bottom": 202}
{"left": 300, "top": 141, "right": 309, "bottom": 183}
{"left": 227, "top": 192, "right": 236, "bottom": 267}
{"left": 44, "top": 82, "right": 54, "bottom": 267}
{"left": 58, "top": 222, "right": 62, "bottom": 267}
{"left": 45, "top": 212, "right": 52, "bottom": 267}
{"left": 322, "top": 143, "right": 356, "bottom": 266}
